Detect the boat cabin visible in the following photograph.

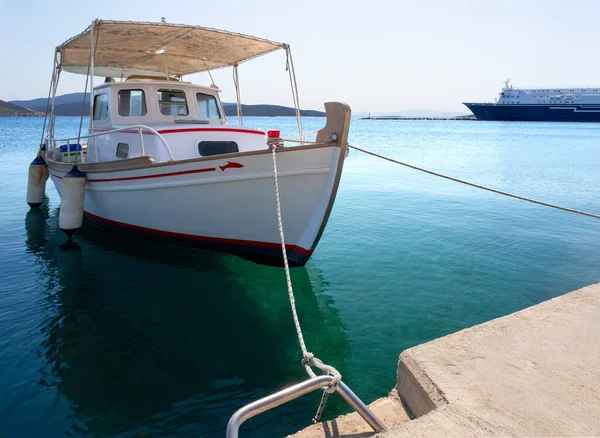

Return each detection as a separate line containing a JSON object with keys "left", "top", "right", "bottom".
{"left": 83, "top": 77, "right": 267, "bottom": 164}
{"left": 93, "top": 77, "right": 226, "bottom": 126}
{"left": 43, "top": 19, "right": 306, "bottom": 166}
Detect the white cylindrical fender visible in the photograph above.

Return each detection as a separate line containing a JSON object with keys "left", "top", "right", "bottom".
{"left": 58, "top": 165, "right": 87, "bottom": 237}
{"left": 26, "top": 155, "right": 49, "bottom": 208}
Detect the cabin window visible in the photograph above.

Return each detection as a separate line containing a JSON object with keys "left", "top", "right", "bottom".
{"left": 116, "top": 143, "right": 129, "bottom": 159}
{"left": 157, "top": 89, "right": 188, "bottom": 116}
{"left": 198, "top": 141, "right": 239, "bottom": 156}
{"left": 118, "top": 89, "right": 147, "bottom": 116}
{"left": 196, "top": 93, "right": 221, "bottom": 118}
{"left": 93, "top": 93, "right": 109, "bottom": 120}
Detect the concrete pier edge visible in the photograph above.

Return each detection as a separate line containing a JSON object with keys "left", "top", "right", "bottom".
{"left": 396, "top": 351, "right": 447, "bottom": 418}
{"left": 291, "top": 283, "right": 600, "bottom": 437}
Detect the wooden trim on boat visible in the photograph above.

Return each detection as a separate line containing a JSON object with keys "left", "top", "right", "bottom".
{"left": 310, "top": 102, "right": 352, "bottom": 250}
{"left": 46, "top": 141, "right": 337, "bottom": 174}
{"left": 46, "top": 156, "right": 157, "bottom": 173}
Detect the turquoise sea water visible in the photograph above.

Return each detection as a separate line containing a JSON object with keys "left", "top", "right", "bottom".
{"left": 1, "top": 116, "right": 600, "bottom": 437}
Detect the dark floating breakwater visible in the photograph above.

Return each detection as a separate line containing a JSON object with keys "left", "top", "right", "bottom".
{"left": 360, "top": 115, "right": 476, "bottom": 121}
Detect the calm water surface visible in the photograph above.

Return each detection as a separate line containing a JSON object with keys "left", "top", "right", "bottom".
{"left": 1, "top": 116, "right": 600, "bottom": 437}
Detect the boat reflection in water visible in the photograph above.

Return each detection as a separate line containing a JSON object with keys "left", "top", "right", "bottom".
{"left": 25, "top": 205, "right": 350, "bottom": 437}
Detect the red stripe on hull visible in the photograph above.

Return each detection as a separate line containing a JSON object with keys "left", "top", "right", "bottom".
{"left": 158, "top": 128, "right": 265, "bottom": 135}
{"left": 92, "top": 127, "right": 265, "bottom": 135}
{"left": 82, "top": 211, "right": 313, "bottom": 256}
{"left": 88, "top": 166, "right": 217, "bottom": 183}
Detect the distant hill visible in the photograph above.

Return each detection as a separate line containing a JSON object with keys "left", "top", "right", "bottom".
{"left": 36, "top": 102, "right": 92, "bottom": 116}
{"left": 10, "top": 93, "right": 324, "bottom": 117}
{"left": 0, "top": 100, "right": 42, "bottom": 116}
{"left": 10, "top": 92, "right": 90, "bottom": 109}
{"left": 223, "top": 104, "right": 324, "bottom": 117}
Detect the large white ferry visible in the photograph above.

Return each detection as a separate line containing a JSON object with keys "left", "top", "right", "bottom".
{"left": 463, "top": 80, "right": 600, "bottom": 121}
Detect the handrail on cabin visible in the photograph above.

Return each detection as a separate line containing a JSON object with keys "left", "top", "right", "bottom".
{"left": 49, "top": 125, "right": 175, "bottom": 161}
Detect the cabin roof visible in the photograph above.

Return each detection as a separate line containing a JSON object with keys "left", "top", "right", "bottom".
{"left": 57, "top": 19, "right": 286, "bottom": 78}
{"left": 94, "top": 79, "right": 220, "bottom": 93}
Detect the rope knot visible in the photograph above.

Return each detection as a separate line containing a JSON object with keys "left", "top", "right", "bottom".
{"left": 326, "top": 373, "right": 342, "bottom": 393}
{"left": 301, "top": 352, "right": 315, "bottom": 367}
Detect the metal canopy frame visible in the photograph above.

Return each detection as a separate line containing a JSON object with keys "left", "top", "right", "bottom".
{"left": 43, "top": 18, "right": 304, "bottom": 162}
{"left": 56, "top": 19, "right": 286, "bottom": 77}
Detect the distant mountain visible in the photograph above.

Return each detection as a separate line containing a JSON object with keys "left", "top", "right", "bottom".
{"left": 44, "top": 102, "right": 92, "bottom": 116}
{"left": 10, "top": 94, "right": 324, "bottom": 117}
{"left": 10, "top": 92, "right": 90, "bottom": 109}
{"left": 0, "top": 100, "right": 42, "bottom": 116}
{"left": 223, "top": 104, "right": 324, "bottom": 117}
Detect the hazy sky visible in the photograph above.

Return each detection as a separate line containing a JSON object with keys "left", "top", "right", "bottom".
{"left": 2, "top": 0, "right": 599, "bottom": 113}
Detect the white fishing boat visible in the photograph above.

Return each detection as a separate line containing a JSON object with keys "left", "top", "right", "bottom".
{"left": 27, "top": 19, "right": 351, "bottom": 266}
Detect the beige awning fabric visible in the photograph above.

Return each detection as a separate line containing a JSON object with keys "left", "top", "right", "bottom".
{"left": 58, "top": 20, "right": 286, "bottom": 78}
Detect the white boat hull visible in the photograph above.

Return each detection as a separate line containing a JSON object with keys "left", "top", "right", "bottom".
{"left": 48, "top": 143, "right": 345, "bottom": 266}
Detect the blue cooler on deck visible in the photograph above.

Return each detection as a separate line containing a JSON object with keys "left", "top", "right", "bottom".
{"left": 59, "top": 144, "right": 86, "bottom": 163}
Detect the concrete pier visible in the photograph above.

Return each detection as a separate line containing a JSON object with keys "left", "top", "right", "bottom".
{"left": 292, "top": 283, "right": 600, "bottom": 437}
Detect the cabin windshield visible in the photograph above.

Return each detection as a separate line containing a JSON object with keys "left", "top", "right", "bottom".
{"left": 157, "top": 89, "right": 189, "bottom": 116}
{"left": 118, "top": 89, "right": 147, "bottom": 116}
{"left": 196, "top": 93, "right": 221, "bottom": 118}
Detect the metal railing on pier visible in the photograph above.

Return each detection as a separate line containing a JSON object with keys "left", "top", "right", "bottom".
{"left": 226, "top": 375, "right": 387, "bottom": 438}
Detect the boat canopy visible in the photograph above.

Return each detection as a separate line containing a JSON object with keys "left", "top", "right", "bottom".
{"left": 57, "top": 19, "right": 286, "bottom": 78}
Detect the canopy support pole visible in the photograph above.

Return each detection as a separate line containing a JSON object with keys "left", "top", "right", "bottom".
{"left": 233, "top": 64, "right": 242, "bottom": 126}
{"left": 89, "top": 20, "right": 96, "bottom": 137}
{"left": 48, "top": 51, "right": 58, "bottom": 140}
{"left": 164, "top": 50, "right": 170, "bottom": 80}
{"left": 49, "top": 50, "right": 61, "bottom": 141}
{"left": 285, "top": 45, "right": 303, "bottom": 138}
{"left": 89, "top": 20, "right": 99, "bottom": 161}
{"left": 39, "top": 53, "right": 59, "bottom": 151}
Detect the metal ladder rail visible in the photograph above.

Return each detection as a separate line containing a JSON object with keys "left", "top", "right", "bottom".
{"left": 226, "top": 375, "right": 387, "bottom": 438}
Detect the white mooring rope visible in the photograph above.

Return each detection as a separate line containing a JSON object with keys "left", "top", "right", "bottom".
{"left": 270, "top": 146, "right": 341, "bottom": 399}
{"left": 349, "top": 144, "right": 600, "bottom": 220}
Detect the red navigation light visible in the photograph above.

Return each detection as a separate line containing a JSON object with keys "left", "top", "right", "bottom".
{"left": 267, "top": 130, "right": 280, "bottom": 138}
